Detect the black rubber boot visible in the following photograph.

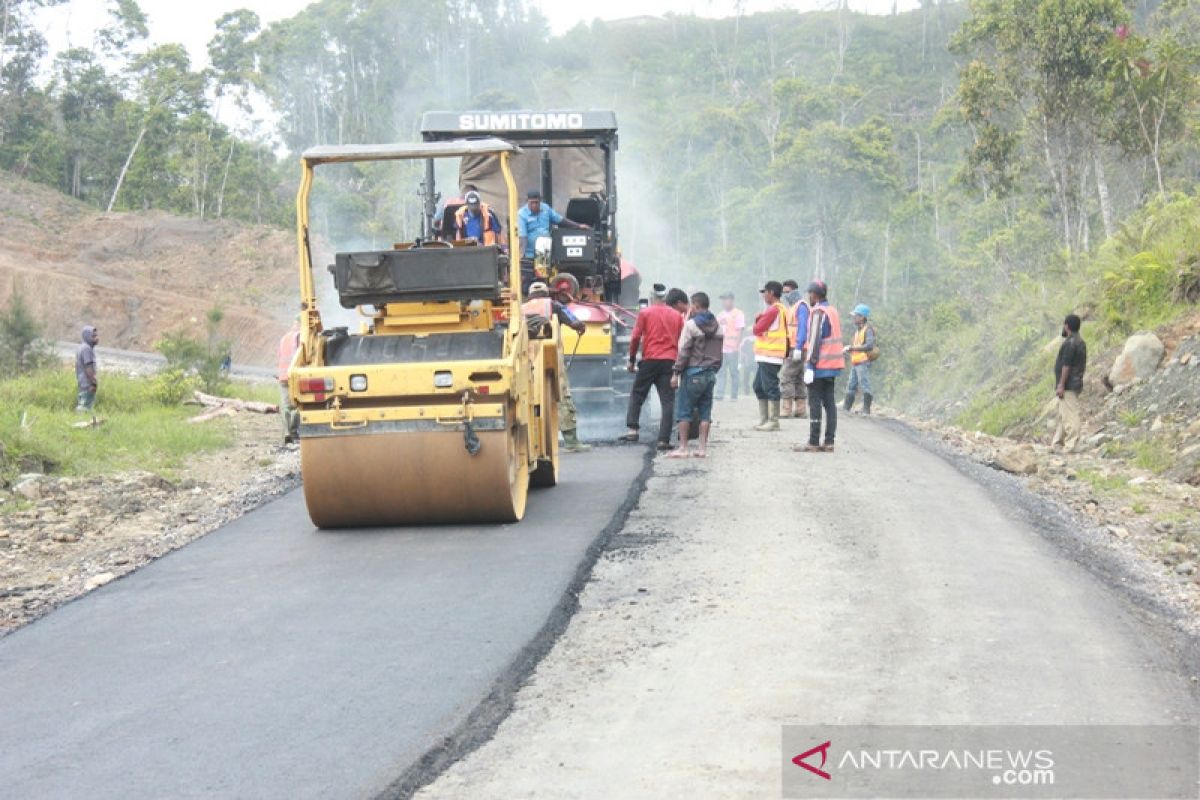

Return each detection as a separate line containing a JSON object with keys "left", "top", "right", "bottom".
{"left": 863, "top": 393, "right": 873, "bottom": 415}
{"left": 843, "top": 392, "right": 855, "bottom": 412}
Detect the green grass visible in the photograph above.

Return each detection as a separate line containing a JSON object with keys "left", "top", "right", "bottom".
{"left": 1119, "top": 410, "right": 1145, "bottom": 428}
{"left": 0, "top": 369, "right": 233, "bottom": 482}
{"left": 956, "top": 375, "right": 1053, "bottom": 436}
{"left": 1076, "top": 468, "right": 1129, "bottom": 494}
{"left": 1131, "top": 437, "right": 1176, "bottom": 474}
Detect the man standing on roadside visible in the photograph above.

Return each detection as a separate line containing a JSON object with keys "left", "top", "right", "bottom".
{"left": 778, "top": 279, "right": 809, "bottom": 419}
{"left": 795, "top": 280, "right": 843, "bottom": 452}
{"left": 669, "top": 292, "right": 724, "bottom": 458}
{"left": 74, "top": 325, "right": 99, "bottom": 413}
{"left": 715, "top": 292, "right": 745, "bottom": 400}
{"left": 621, "top": 288, "right": 688, "bottom": 450}
{"left": 751, "top": 281, "right": 790, "bottom": 431}
{"left": 277, "top": 317, "right": 301, "bottom": 444}
{"left": 1051, "top": 314, "right": 1087, "bottom": 453}
{"left": 843, "top": 304, "right": 877, "bottom": 415}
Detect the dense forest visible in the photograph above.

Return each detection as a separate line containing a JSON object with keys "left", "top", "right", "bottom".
{"left": 2, "top": 0, "right": 1198, "bottom": 420}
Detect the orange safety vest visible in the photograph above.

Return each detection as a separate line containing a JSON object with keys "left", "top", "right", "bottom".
{"left": 455, "top": 202, "right": 499, "bottom": 245}
{"left": 850, "top": 324, "right": 872, "bottom": 365}
{"left": 753, "top": 301, "right": 790, "bottom": 363}
{"left": 787, "top": 298, "right": 809, "bottom": 349}
{"left": 521, "top": 297, "right": 553, "bottom": 319}
{"left": 811, "top": 304, "right": 844, "bottom": 372}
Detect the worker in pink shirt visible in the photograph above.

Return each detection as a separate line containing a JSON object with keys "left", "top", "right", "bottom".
{"left": 619, "top": 287, "right": 689, "bottom": 450}
{"left": 276, "top": 317, "right": 300, "bottom": 444}
{"left": 715, "top": 292, "right": 745, "bottom": 400}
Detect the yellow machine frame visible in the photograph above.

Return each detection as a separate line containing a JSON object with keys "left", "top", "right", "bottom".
{"left": 288, "top": 139, "right": 562, "bottom": 526}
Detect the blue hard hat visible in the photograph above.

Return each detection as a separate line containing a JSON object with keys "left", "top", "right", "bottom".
{"left": 853, "top": 304, "right": 871, "bottom": 318}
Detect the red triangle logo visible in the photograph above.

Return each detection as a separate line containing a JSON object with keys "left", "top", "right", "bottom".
{"left": 792, "top": 740, "right": 832, "bottom": 780}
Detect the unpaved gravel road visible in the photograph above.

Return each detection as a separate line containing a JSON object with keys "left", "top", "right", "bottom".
{"left": 416, "top": 399, "right": 1199, "bottom": 799}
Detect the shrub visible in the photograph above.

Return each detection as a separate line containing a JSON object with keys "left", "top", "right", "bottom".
{"left": 0, "top": 290, "right": 54, "bottom": 374}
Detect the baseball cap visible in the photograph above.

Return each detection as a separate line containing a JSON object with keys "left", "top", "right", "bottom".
{"left": 719, "top": 292, "right": 734, "bottom": 299}
{"left": 651, "top": 283, "right": 667, "bottom": 298}
{"left": 527, "top": 189, "right": 541, "bottom": 199}
{"left": 806, "top": 280, "right": 828, "bottom": 298}
{"left": 464, "top": 190, "right": 481, "bottom": 205}
{"left": 528, "top": 281, "right": 550, "bottom": 295}
{"left": 853, "top": 303, "right": 871, "bottom": 318}
{"left": 760, "top": 280, "right": 783, "bottom": 296}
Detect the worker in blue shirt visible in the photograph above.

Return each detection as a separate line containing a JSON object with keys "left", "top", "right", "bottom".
{"left": 517, "top": 189, "right": 589, "bottom": 259}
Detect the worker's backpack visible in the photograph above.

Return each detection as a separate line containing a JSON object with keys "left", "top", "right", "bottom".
{"left": 865, "top": 325, "right": 881, "bottom": 361}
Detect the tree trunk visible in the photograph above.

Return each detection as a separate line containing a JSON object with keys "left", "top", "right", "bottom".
{"left": 0, "top": 0, "right": 11, "bottom": 79}
{"left": 108, "top": 125, "right": 148, "bottom": 213}
{"left": 216, "top": 138, "right": 235, "bottom": 219}
{"left": 882, "top": 220, "right": 890, "bottom": 306}
{"left": 1093, "top": 150, "right": 1114, "bottom": 240}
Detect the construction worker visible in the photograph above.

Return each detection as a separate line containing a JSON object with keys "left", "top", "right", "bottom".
{"left": 454, "top": 190, "right": 504, "bottom": 246}
{"left": 778, "top": 279, "right": 809, "bottom": 419}
{"left": 276, "top": 317, "right": 301, "bottom": 444}
{"left": 621, "top": 287, "right": 689, "bottom": 449}
{"left": 751, "top": 280, "right": 790, "bottom": 431}
{"left": 517, "top": 190, "right": 589, "bottom": 260}
{"left": 1051, "top": 313, "right": 1087, "bottom": 453}
{"left": 715, "top": 292, "right": 745, "bottom": 400}
{"left": 843, "top": 304, "right": 877, "bottom": 415}
{"left": 668, "top": 291, "right": 724, "bottom": 458}
{"left": 522, "top": 282, "right": 591, "bottom": 453}
{"left": 795, "top": 280, "right": 843, "bottom": 452}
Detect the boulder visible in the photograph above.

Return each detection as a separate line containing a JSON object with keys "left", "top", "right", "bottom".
{"left": 1108, "top": 332, "right": 1165, "bottom": 387}
{"left": 995, "top": 447, "right": 1038, "bottom": 475}
{"left": 13, "top": 475, "right": 44, "bottom": 501}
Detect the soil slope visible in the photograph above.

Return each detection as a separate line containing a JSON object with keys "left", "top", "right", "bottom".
{"left": 0, "top": 173, "right": 296, "bottom": 365}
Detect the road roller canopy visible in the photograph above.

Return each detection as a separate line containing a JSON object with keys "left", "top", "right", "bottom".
{"left": 301, "top": 138, "right": 520, "bottom": 166}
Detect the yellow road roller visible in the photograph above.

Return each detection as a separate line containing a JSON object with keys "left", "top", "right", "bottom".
{"left": 288, "top": 139, "right": 563, "bottom": 527}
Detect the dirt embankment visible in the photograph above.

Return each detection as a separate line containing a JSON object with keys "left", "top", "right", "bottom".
{"left": 0, "top": 173, "right": 297, "bottom": 365}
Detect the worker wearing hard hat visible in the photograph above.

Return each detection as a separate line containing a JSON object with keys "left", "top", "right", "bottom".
{"left": 842, "top": 303, "right": 878, "bottom": 415}
{"left": 522, "top": 282, "right": 591, "bottom": 453}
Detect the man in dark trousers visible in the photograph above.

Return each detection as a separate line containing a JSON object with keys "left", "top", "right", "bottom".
{"left": 620, "top": 287, "right": 688, "bottom": 450}
{"left": 1051, "top": 313, "right": 1087, "bottom": 453}
{"left": 795, "top": 280, "right": 843, "bottom": 452}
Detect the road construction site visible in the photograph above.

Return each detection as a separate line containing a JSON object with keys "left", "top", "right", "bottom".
{"left": 2, "top": 401, "right": 1197, "bottom": 798}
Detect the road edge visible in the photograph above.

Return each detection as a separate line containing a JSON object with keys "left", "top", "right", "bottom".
{"left": 375, "top": 445, "right": 658, "bottom": 799}
{"left": 878, "top": 416, "right": 1200, "bottom": 699}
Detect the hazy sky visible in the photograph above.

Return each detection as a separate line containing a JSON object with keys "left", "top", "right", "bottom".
{"left": 42, "top": 0, "right": 918, "bottom": 68}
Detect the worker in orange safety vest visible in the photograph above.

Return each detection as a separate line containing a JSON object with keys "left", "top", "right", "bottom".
{"left": 521, "top": 282, "right": 590, "bottom": 453}
{"left": 794, "top": 280, "right": 843, "bottom": 453}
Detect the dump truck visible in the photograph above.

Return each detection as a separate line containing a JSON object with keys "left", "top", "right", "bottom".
{"left": 420, "top": 111, "right": 638, "bottom": 415}
{"left": 288, "top": 139, "right": 563, "bottom": 527}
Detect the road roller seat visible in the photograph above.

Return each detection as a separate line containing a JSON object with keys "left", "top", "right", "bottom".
{"left": 328, "top": 244, "right": 506, "bottom": 309}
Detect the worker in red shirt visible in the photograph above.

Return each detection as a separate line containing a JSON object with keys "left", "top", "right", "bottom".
{"left": 619, "top": 287, "right": 689, "bottom": 449}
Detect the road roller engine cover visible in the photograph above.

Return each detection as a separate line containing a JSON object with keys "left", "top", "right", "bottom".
{"left": 287, "top": 139, "right": 564, "bottom": 527}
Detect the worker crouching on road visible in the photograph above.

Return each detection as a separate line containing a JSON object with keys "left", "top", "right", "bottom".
{"left": 751, "top": 280, "right": 791, "bottom": 431}
{"left": 778, "top": 279, "right": 810, "bottom": 419}
{"left": 795, "top": 280, "right": 843, "bottom": 453}
{"left": 843, "top": 304, "right": 877, "bottom": 415}
{"left": 522, "top": 282, "right": 592, "bottom": 453}
{"left": 621, "top": 287, "right": 689, "bottom": 450}
{"left": 668, "top": 292, "right": 724, "bottom": 459}
{"left": 1051, "top": 313, "right": 1087, "bottom": 453}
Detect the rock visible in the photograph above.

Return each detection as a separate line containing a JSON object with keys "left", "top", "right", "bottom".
{"left": 1108, "top": 332, "right": 1165, "bottom": 387}
{"left": 995, "top": 448, "right": 1038, "bottom": 475}
{"left": 1154, "top": 520, "right": 1175, "bottom": 533}
{"left": 1129, "top": 476, "right": 1149, "bottom": 486}
{"left": 1150, "top": 416, "right": 1165, "bottom": 432}
{"left": 1181, "top": 352, "right": 1193, "bottom": 366}
{"left": 84, "top": 572, "right": 115, "bottom": 591}
{"left": 1182, "top": 444, "right": 1200, "bottom": 458}
{"left": 1175, "top": 561, "right": 1196, "bottom": 575}
{"left": 13, "top": 476, "right": 44, "bottom": 501}
{"left": 1087, "top": 432, "right": 1110, "bottom": 447}
{"left": 1163, "top": 541, "right": 1189, "bottom": 556}
{"left": 1187, "top": 419, "right": 1200, "bottom": 437}
{"left": 51, "top": 531, "right": 79, "bottom": 543}
{"left": 1106, "top": 525, "right": 1130, "bottom": 540}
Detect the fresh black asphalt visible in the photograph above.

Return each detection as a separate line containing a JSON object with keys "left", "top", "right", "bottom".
{"left": 0, "top": 447, "right": 648, "bottom": 799}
